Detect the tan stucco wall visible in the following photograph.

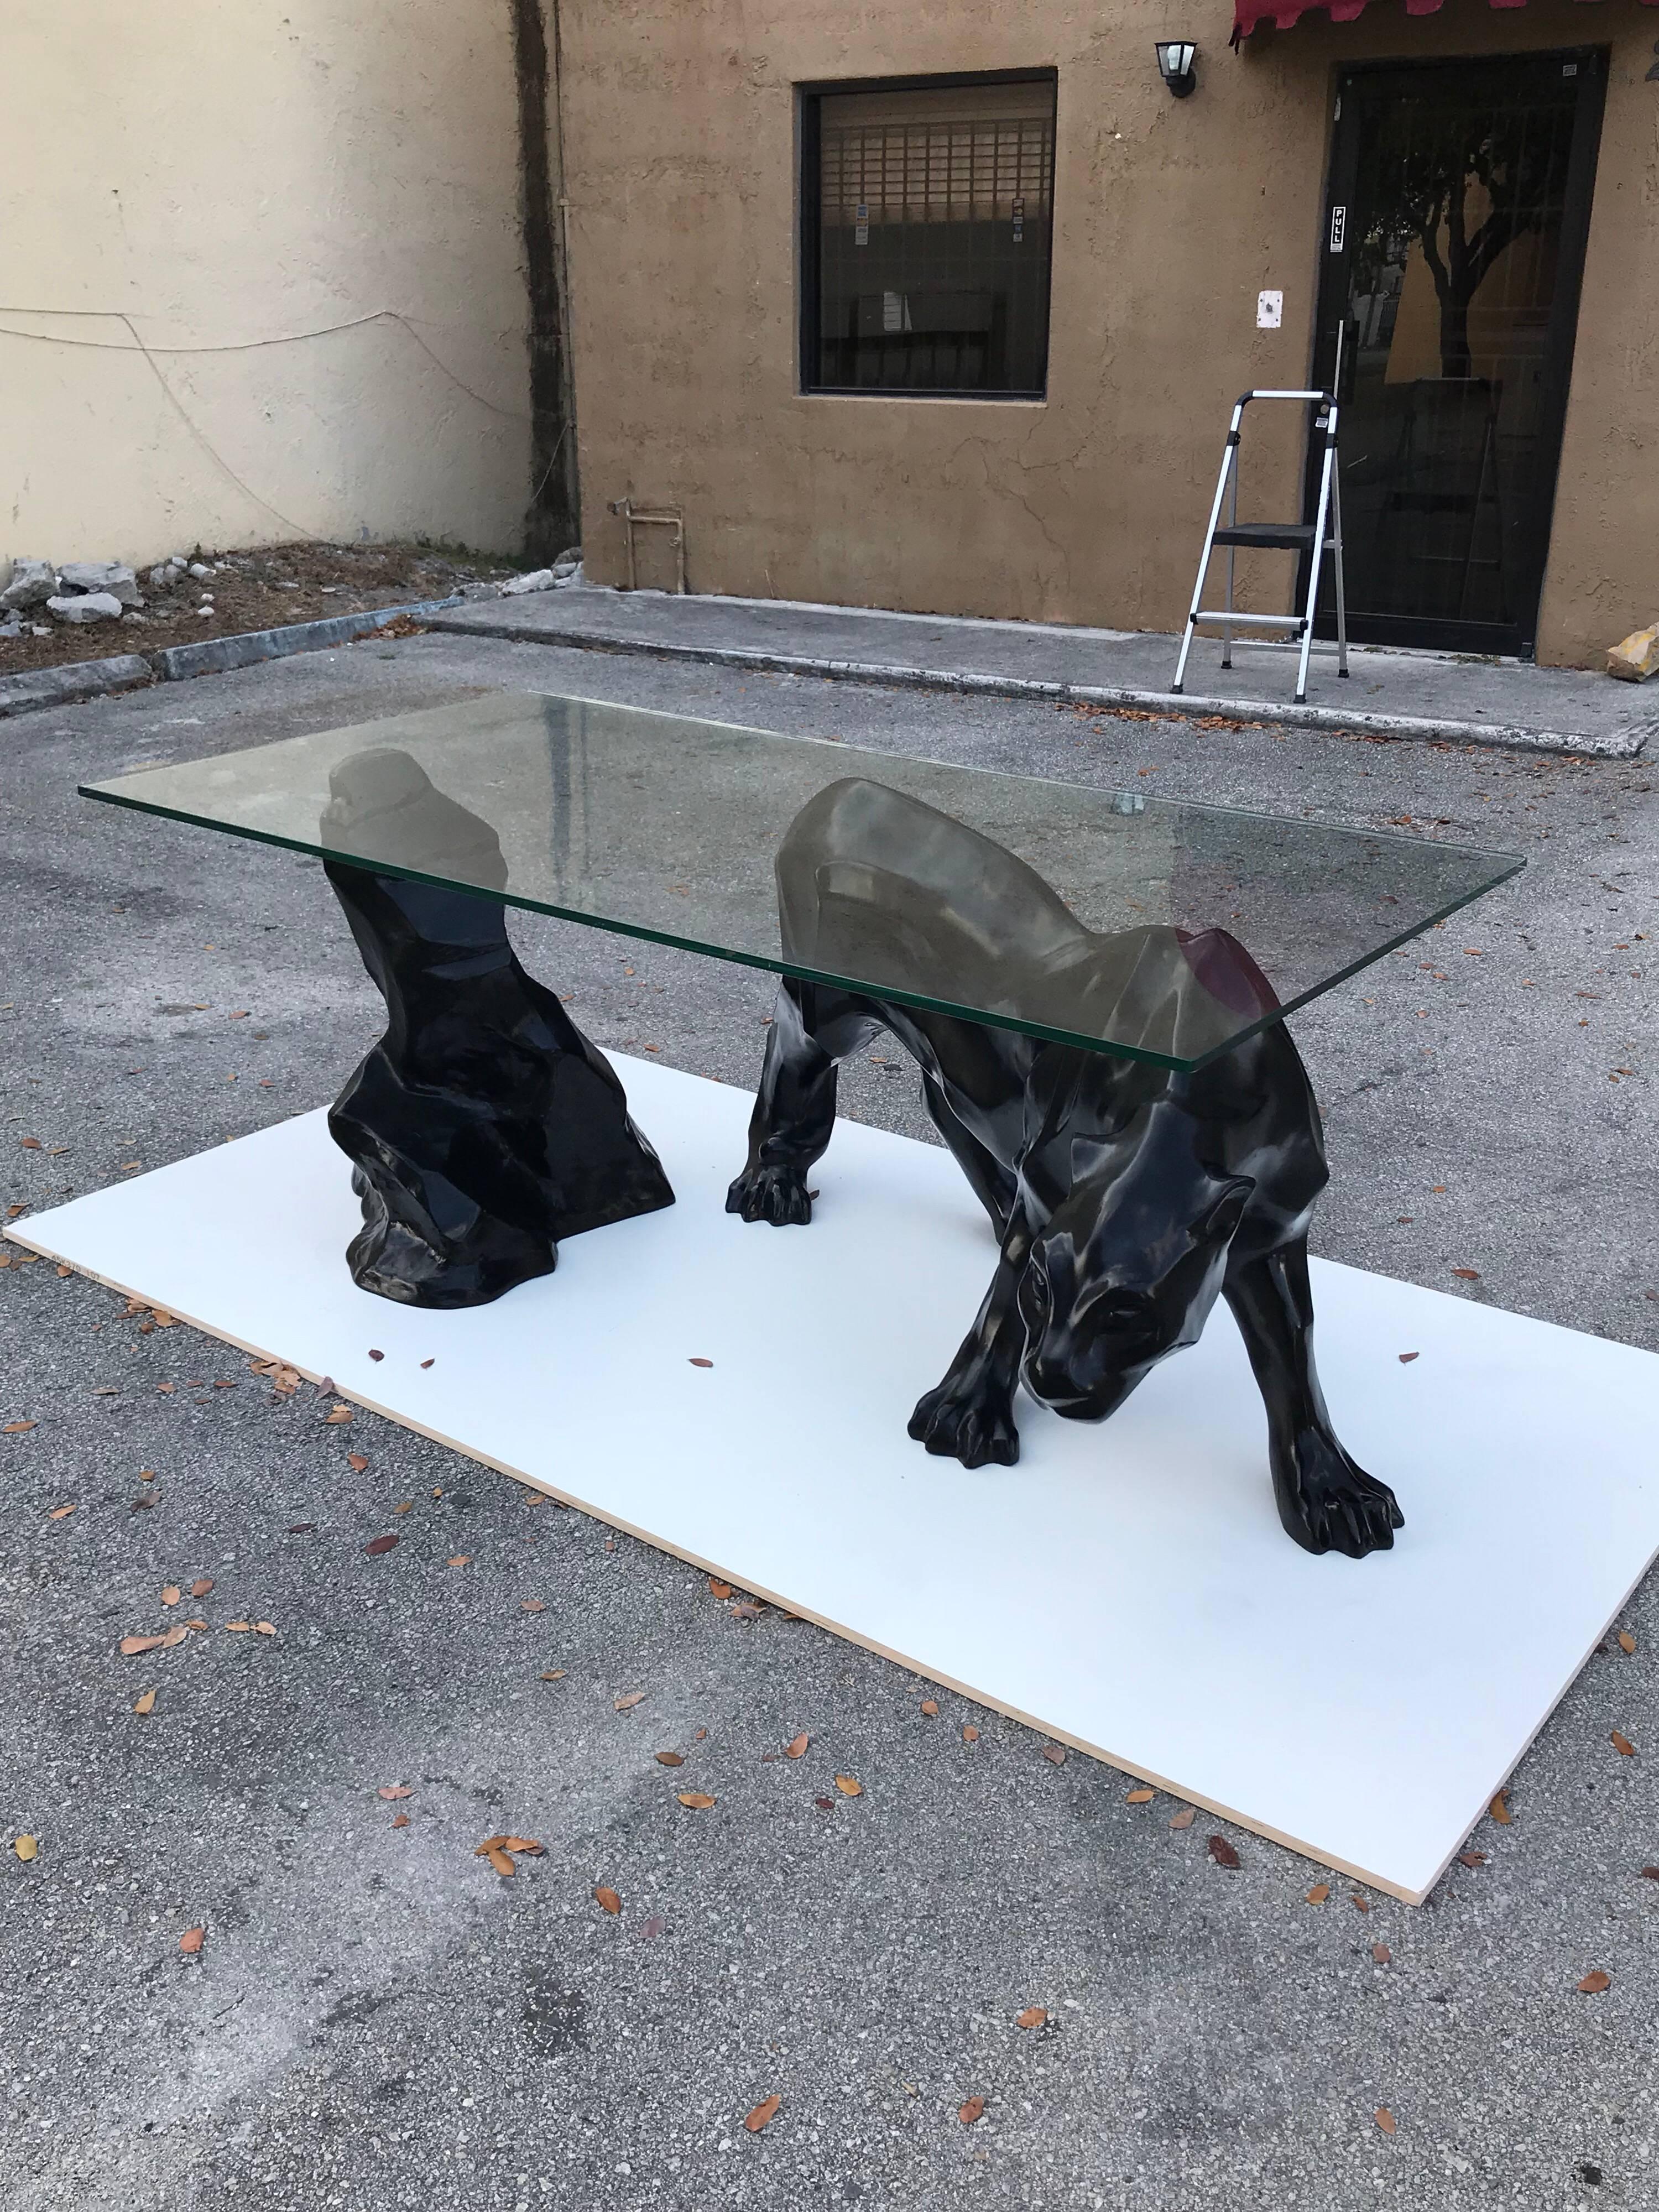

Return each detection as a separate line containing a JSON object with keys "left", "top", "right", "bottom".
{"left": 0, "top": 4, "right": 533, "bottom": 572}
{"left": 560, "top": 0, "right": 1659, "bottom": 665}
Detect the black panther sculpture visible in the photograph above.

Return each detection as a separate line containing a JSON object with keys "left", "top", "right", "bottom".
{"left": 321, "top": 748, "right": 673, "bottom": 1307}
{"left": 728, "top": 778, "right": 1402, "bottom": 1559}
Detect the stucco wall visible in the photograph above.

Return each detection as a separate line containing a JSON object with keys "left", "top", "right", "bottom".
{"left": 0, "top": 4, "right": 533, "bottom": 572}
{"left": 560, "top": 0, "right": 1659, "bottom": 665}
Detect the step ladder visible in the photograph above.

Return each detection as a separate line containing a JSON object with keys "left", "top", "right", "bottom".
{"left": 1171, "top": 388, "right": 1348, "bottom": 707}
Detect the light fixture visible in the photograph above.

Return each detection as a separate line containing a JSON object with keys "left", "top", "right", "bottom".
{"left": 1156, "top": 40, "right": 1197, "bottom": 98}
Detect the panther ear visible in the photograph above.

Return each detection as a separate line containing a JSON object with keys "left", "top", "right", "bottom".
{"left": 1201, "top": 1175, "right": 1255, "bottom": 1244}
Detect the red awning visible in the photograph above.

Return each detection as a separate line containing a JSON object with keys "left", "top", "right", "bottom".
{"left": 1234, "top": 0, "right": 1655, "bottom": 40}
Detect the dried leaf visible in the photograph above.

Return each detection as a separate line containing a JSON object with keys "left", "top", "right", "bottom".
{"left": 1489, "top": 1790, "right": 1512, "bottom": 1825}
{"left": 1641, "top": 1866, "right": 1659, "bottom": 1882}
{"left": 539, "top": 1670, "right": 565, "bottom": 1681}
{"left": 677, "top": 1792, "right": 717, "bottom": 1810}
{"left": 48, "top": 1502, "right": 75, "bottom": 1520}
{"left": 13, "top": 1835, "right": 38, "bottom": 1862}
{"left": 1618, "top": 1630, "right": 1636, "bottom": 1655}
{"left": 688, "top": 1357, "right": 713, "bottom": 1368}
{"left": 5, "top": 1417, "right": 40, "bottom": 1434}
{"left": 655, "top": 1751, "right": 685, "bottom": 1766}
{"left": 119, "top": 1634, "right": 168, "bottom": 1656}
{"left": 133, "top": 1689, "right": 157, "bottom": 1715}
{"left": 833, "top": 1775, "right": 862, "bottom": 1797}
{"left": 1611, "top": 1729, "right": 1636, "bottom": 1756}
{"left": 420, "top": 1358, "right": 434, "bottom": 1369}
{"left": 1015, "top": 2007, "right": 1047, "bottom": 2030}
{"left": 1306, "top": 1883, "right": 1331, "bottom": 1904}
{"left": 1350, "top": 1893, "right": 1370, "bottom": 1913}
{"left": 1207, "top": 1835, "right": 1240, "bottom": 1869}
{"left": 784, "top": 1732, "right": 809, "bottom": 1759}
{"left": 392, "top": 1814, "right": 410, "bottom": 1829}
{"left": 1374, "top": 2107, "right": 1396, "bottom": 2135}
{"left": 958, "top": 2096, "right": 985, "bottom": 2126}
{"left": 179, "top": 1926, "right": 204, "bottom": 1955}
{"left": 190, "top": 1578, "right": 213, "bottom": 1598}
{"left": 707, "top": 1578, "right": 733, "bottom": 1600}
{"left": 161, "top": 1585, "right": 181, "bottom": 1608}
{"left": 368, "top": 1349, "right": 384, "bottom": 1363}
{"left": 1041, "top": 1745, "right": 1067, "bottom": 1765}
{"left": 1398, "top": 1351, "right": 1419, "bottom": 1364}
{"left": 448, "top": 1556, "right": 470, "bottom": 1567}
{"left": 962, "top": 1725, "right": 979, "bottom": 1744}
{"left": 378, "top": 1785, "right": 414, "bottom": 1801}
{"left": 919, "top": 1700, "right": 938, "bottom": 1719}
{"left": 1372, "top": 1943, "right": 1391, "bottom": 1965}
{"left": 347, "top": 1452, "right": 369, "bottom": 1473}
{"left": 614, "top": 1690, "right": 645, "bottom": 1709}
{"left": 1125, "top": 1788, "right": 1154, "bottom": 1804}
{"left": 324, "top": 1405, "right": 352, "bottom": 1425}
{"left": 1170, "top": 1806, "right": 1196, "bottom": 1830}
{"left": 593, "top": 1885, "right": 622, "bottom": 1915}
{"left": 744, "top": 2094, "right": 781, "bottom": 2133}
{"left": 1577, "top": 1969, "right": 1611, "bottom": 1994}
{"left": 1451, "top": 1267, "right": 1480, "bottom": 1281}
{"left": 160, "top": 1624, "right": 189, "bottom": 1648}
{"left": 1458, "top": 1850, "right": 1486, "bottom": 1868}
{"left": 502, "top": 1837, "right": 544, "bottom": 1855}
{"left": 364, "top": 1535, "right": 398, "bottom": 1556}
{"left": 485, "top": 1846, "right": 515, "bottom": 1877}
{"left": 521, "top": 1598, "right": 546, "bottom": 1614}
{"left": 393, "top": 1501, "right": 413, "bottom": 1517}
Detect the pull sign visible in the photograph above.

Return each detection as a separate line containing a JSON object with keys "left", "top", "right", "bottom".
{"left": 1329, "top": 204, "right": 1347, "bottom": 254}
{"left": 854, "top": 201, "right": 869, "bottom": 247}
{"left": 1012, "top": 194, "right": 1025, "bottom": 243}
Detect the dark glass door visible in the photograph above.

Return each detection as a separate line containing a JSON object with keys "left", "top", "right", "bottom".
{"left": 1311, "top": 51, "right": 1605, "bottom": 656}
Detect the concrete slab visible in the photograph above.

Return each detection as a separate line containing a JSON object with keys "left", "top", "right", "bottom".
{"left": 429, "top": 586, "right": 1658, "bottom": 759}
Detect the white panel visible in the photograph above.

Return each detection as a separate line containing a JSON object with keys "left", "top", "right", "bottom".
{"left": 12, "top": 1057, "right": 1658, "bottom": 1903}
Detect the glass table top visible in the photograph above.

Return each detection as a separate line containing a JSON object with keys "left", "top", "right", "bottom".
{"left": 82, "top": 690, "right": 1523, "bottom": 1071}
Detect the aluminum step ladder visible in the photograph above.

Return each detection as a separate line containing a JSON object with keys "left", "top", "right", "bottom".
{"left": 1171, "top": 388, "right": 1348, "bottom": 707}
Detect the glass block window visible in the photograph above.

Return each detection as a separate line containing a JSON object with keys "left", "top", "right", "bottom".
{"left": 801, "top": 75, "right": 1056, "bottom": 398}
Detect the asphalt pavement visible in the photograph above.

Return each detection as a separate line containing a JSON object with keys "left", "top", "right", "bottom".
{"left": 1, "top": 628, "right": 1656, "bottom": 2212}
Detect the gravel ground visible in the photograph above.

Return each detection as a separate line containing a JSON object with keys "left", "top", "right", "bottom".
{"left": 1, "top": 630, "right": 1655, "bottom": 2212}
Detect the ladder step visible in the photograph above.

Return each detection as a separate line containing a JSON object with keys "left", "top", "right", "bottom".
{"left": 1191, "top": 611, "right": 1306, "bottom": 630}
{"left": 1209, "top": 523, "right": 1316, "bottom": 551}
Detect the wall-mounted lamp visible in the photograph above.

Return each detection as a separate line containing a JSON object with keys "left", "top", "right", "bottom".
{"left": 1155, "top": 40, "right": 1198, "bottom": 98}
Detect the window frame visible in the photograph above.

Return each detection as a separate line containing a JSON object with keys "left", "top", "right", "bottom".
{"left": 797, "top": 67, "right": 1058, "bottom": 403}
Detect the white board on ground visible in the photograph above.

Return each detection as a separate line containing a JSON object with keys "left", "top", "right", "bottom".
{"left": 11, "top": 1056, "right": 1658, "bottom": 1902}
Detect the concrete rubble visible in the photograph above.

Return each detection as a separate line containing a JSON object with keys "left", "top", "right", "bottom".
{"left": 1, "top": 559, "right": 58, "bottom": 611}
{"left": 44, "top": 592, "right": 124, "bottom": 625}
{"left": 1607, "top": 621, "right": 1659, "bottom": 683}
{"left": 56, "top": 560, "right": 143, "bottom": 607}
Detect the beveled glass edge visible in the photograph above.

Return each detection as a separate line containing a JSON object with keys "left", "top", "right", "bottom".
{"left": 77, "top": 776, "right": 1527, "bottom": 1074}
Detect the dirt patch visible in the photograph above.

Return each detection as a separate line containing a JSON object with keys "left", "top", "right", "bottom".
{"left": 0, "top": 541, "right": 519, "bottom": 678}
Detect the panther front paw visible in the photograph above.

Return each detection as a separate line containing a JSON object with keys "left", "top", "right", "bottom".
{"left": 907, "top": 1379, "right": 1020, "bottom": 1469}
{"left": 1274, "top": 1430, "right": 1404, "bottom": 1559}
{"left": 724, "top": 1162, "right": 813, "bottom": 1227}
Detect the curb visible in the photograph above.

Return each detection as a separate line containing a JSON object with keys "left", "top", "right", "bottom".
{"left": 0, "top": 596, "right": 468, "bottom": 721}
{"left": 424, "top": 612, "right": 1647, "bottom": 761}
{"left": 148, "top": 596, "right": 465, "bottom": 682}
{"left": 0, "top": 654, "right": 153, "bottom": 720}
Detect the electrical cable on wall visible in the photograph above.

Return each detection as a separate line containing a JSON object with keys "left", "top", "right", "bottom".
{"left": 0, "top": 306, "right": 532, "bottom": 544}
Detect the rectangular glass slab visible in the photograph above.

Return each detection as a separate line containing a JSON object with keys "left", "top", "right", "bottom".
{"left": 81, "top": 690, "right": 1524, "bottom": 1071}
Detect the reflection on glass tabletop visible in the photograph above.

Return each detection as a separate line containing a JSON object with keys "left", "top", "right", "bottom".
{"left": 82, "top": 690, "right": 1523, "bottom": 1071}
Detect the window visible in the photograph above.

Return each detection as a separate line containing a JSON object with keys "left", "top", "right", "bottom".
{"left": 800, "top": 73, "right": 1056, "bottom": 399}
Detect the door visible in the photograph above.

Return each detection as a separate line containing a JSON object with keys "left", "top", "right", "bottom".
{"left": 1311, "top": 51, "right": 1605, "bottom": 656}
